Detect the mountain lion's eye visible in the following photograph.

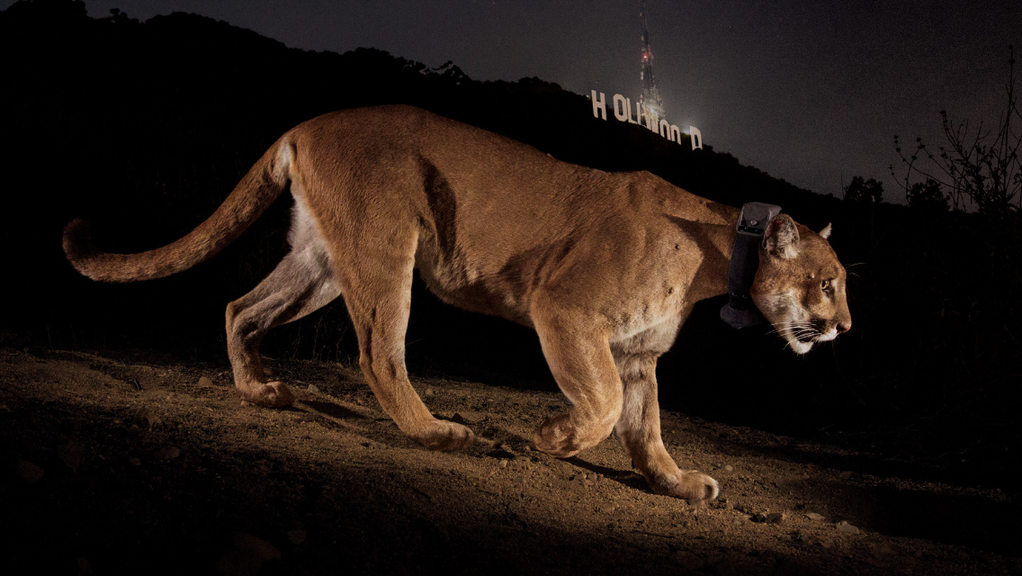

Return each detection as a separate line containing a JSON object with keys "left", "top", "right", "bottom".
{"left": 821, "top": 278, "right": 832, "bottom": 290}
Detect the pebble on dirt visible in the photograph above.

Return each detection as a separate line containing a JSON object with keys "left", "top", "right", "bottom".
{"left": 216, "top": 533, "right": 281, "bottom": 576}
{"left": 57, "top": 442, "right": 84, "bottom": 472}
{"left": 134, "top": 407, "right": 163, "bottom": 431}
{"left": 836, "top": 520, "right": 861, "bottom": 534}
{"left": 154, "top": 446, "right": 181, "bottom": 460}
{"left": 14, "top": 460, "right": 44, "bottom": 484}
{"left": 287, "top": 527, "right": 307, "bottom": 545}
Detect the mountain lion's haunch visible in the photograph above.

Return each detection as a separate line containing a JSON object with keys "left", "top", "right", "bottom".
{"left": 64, "top": 105, "right": 851, "bottom": 501}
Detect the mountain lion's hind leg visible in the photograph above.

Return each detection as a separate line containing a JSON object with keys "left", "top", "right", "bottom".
{"left": 614, "top": 354, "right": 719, "bottom": 501}
{"left": 341, "top": 231, "right": 474, "bottom": 451}
{"left": 225, "top": 204, "right": 341, "bottom": 408}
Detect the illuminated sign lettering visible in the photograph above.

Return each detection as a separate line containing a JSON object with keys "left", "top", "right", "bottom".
{"left": 590, "top": 90, "right": 702, "bottom": 151}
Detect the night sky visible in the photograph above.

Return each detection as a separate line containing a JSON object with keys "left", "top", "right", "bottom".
{"left": 8, "top": 0, "right": 1020, "bottom": 201}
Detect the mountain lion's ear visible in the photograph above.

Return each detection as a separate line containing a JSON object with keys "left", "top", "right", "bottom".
{"left": 762, "top": 214, "right": 800, "bottom": 259}
{"left": 819, "top": 223, "right": 832, "bottom": 240}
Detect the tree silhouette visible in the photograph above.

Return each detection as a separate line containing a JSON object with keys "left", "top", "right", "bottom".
{"left": 906, "top": 179, "right": 949, "bottom": 212}
{"left": 892, "top": 46, "right": 1021, "bottom": 221}
{"left": 843, "top": 175, "right": 884, "bottom": 204}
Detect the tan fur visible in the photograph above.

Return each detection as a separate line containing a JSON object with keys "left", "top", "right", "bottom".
{"left": 63, "top": 105, "right": 851, "bottom": 501}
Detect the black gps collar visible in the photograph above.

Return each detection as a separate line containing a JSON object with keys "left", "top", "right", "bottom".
{"left": 719, "top": 202, "right": 782, "bottom": 330}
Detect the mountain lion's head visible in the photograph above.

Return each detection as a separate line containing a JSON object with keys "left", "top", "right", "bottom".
{"left": 751, "top": 215, "right": 852, "bottom": 354}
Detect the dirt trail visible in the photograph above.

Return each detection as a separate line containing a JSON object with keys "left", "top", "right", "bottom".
{"left": 1, "top": 346, "right": 1018, "bottom": 575}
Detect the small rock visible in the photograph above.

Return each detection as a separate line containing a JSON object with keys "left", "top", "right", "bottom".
{"left": 58, "top": 442, "right": 84, "bottom": 472}
{"left": 197, "top": 376, "right": 214, "bottom": 388}
{"left": 287, "top": 527, "right": 307, "bottom": 545}
{"left": 134, "top": 407, "right": 162, "bottom": 431}
{"left": 672, "top": 550, "right": 705, "bottom": 570}
{"left": 217, "top": 533, "right": 281, "bottom": 576}
{"left": 838, "top": 471, "right": 853, "bottom": 480}
{"left": 154, "top": 446, "right": 180, "bottom": 460}
{"left": 500, "top": 460, "right": 508, "bottom": 468}
{"left": 836, "top": 520, "right": 860, "bottom": 534}
{"left": 724, "top": 465, "right": 734, "bottom": 472}
{"left": 14, "top": 460, "right": 44, "bottom": 484}
{"left": 805, "top": 512, "right": 826, "bottom": 522}
{"left": 307, "top": 384, "right": 320, "bottom": 393}
{"left": 813, "top": 536, "right": 834, "bottom": 548}
{"left": 767, "top": 512, "right": 786, "bottom": 525}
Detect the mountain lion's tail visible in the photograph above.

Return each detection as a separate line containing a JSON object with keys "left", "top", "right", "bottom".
{"left": 63, "top": 136, "right": 295, "bottom": 283}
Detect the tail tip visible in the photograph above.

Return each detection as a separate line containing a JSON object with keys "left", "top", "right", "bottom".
{"left": 63, "top": 218, "right": 97, "bottom": 275}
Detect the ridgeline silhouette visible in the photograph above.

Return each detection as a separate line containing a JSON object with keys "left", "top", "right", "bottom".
{"left": 1, "top": 0, "right": 1018, "bottom": 486}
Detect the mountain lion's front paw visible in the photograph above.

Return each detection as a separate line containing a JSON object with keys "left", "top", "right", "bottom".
{"left": 532, "top": 413, "right": 583, "bottom": 458}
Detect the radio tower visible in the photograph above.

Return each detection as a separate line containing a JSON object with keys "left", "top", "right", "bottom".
{"left": 639, "top": 0, "right": 664, "bottom": 131}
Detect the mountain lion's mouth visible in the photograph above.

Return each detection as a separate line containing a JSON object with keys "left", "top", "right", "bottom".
{"left": 791, "top": 319, "right": 826, "bottom": 344}
{"left": 795, "top": 332, "right": 816, "bottom": 344}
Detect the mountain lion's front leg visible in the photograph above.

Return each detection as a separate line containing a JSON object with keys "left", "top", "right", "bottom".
{"left": 530, "top": 298, "right": 623, "bottom": 458}
{"left": 614, "top": 353, "right": 719, "bottom": 501}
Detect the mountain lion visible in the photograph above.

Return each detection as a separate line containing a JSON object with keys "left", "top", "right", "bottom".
{"left": 64, "top": 105, "right": 851, "bottom": 501}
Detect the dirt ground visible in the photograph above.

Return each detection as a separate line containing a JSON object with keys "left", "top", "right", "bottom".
{"left": 1, "top": 345, "right": 1018, "bottom": 575}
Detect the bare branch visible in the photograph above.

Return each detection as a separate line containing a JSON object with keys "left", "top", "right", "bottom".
{"left": 892, "top": 46, "right": 1021, "bottom": 219}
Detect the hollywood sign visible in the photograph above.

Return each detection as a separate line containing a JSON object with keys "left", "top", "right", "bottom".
{"left": 590, "top": 90, "right": 702, "bottom": 151}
